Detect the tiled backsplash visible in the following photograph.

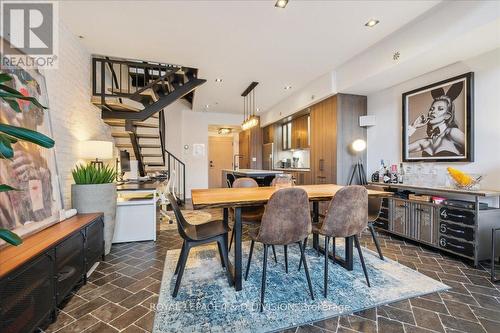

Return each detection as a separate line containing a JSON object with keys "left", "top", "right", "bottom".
{"left": 276, "top": 149, "right": 310, "bottom": 169}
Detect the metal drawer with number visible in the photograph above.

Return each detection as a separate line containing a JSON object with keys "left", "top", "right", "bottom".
{"left": 439, "top": 221, "right": 474, "bottom": 242}
{"left": 438, "top": 235, "right": 474, "bottom": 258}
{"left": 440, "top": 207, "right": 475, "bottom": 225}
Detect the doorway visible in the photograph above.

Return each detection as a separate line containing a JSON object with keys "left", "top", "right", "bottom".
{"left": 208, "top": 136, "right": 234, "bottom": 188}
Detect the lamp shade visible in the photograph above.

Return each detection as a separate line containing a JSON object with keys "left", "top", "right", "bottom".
{"left": 79, "top": 140, "right": 113, "bottom": 160}
{"left": 351, "top": 139, "right": 367, "bottom": 152}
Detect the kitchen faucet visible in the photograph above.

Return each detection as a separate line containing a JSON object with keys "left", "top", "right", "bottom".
{"left": 233, "top": 154, "right": 244, "bottom": 170}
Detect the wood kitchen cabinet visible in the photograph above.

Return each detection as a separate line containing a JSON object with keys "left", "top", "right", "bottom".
{"left": 291, "top": 115, "right": 309, "bottom": 149}
{"left": 262, "top": 125, "right": 274, "bottom": 144}
{"left": 310, "top": 94, "right": 367, "bottom": 185}
{"left": 239, "top": 130, "right": 250, "bottom": 169}
{"left": 239, "top": 116, "right": 263, "bottom": 169}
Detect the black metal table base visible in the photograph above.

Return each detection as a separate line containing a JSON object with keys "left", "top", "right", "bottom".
{"left": 312, "top": 235, "right": 354, "bottom": 271}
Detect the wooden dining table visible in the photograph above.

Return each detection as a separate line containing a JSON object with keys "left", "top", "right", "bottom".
{"left": 191, "top": 184, "right": 389, "bottom": 291}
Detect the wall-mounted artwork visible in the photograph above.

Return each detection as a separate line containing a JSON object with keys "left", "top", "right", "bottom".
{"left": 0, "top": 58, "right": 63, "bottom": 246}
{"left": 402, "top": 72, "right": 474, "bottom": 162}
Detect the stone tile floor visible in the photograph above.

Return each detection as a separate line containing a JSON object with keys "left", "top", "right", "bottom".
{"left": 43, "top": 206, "right": 500, "bottom": 333}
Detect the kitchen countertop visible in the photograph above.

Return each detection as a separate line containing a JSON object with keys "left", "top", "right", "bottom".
{"left": 222, "top": 169, "right": 284, "bottom": 176}
{"left": 273, "top": 167, "right": 311, "bottom": 172}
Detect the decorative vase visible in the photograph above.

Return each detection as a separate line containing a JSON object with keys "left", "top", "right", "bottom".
{"left": 71, "top": 183, "right": 117, "bottom": 255}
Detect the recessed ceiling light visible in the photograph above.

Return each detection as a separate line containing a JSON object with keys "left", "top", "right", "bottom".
{"left": 275, "top": 0, "right": 289, "bottom": 9}
{"left": 256, "top": 108, "right": 260, "bottom": 112}
{"left": 365, "top": 19, "right": 380, "bottom": 27}
{"left": 215, "top": 78, "right": 223, "bottom": 83}
{"left": 284, "top": 85, "right": 292, "bottom": 90}
{"left": 78, "top": 35, "right": 84, "bottom": 39}
{"left": 205, "top": 104, "right": 209, "bottom": 108}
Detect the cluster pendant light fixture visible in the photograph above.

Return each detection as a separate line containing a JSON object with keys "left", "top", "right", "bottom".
{"left": 241, "top": 81, "right": 259, "bottom": 131}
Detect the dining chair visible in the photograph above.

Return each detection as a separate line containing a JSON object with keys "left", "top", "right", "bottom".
{"left": 368, "top": 197, "right": 384, "bottom": 260}
{"left": 167, "top": 193, "right": 232, "bottom": 297}
{"left": 305, "top": 185, "right": 370, "bottom": 297}
{"left": 226, "top": 173, "right": 236, "bottom": 187}
{"left": 229, "top": 178, "right": 278, "bottom": 262}
{"left": 244, "top": 187, "right": 314, "bottom": 312}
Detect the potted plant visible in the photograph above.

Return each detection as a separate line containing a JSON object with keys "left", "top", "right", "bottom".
{"left": 71, "top": 163, "right": 117, "bottom": 255}
{"left": 0, "top": 72, "right": 55, "bottom": 246}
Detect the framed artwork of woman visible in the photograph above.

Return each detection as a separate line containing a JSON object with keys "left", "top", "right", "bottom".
{"left": 402, "top": 72, "right": 474, "bottom": 162}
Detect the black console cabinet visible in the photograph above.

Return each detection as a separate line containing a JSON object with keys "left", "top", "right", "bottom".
{"left": 0, "top": 214, "right": 104, "bottom": 333}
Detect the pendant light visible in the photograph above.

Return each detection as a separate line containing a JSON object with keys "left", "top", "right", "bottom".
{"left": 241, "top": 82, "right": 259, "bottom": 130}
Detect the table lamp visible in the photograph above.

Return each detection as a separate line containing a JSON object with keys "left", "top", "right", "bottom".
{"left": 348, "top": 139, "right": 367, "bottom": 185}
{"left": 79, "top": 140, "right": 113, "bottom": 167}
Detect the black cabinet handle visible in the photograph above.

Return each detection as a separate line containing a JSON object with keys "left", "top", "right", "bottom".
{"left": 319, "top": 159, "right": 324, "bottom": 171}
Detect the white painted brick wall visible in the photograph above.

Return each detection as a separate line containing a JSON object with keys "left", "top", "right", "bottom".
{"left": 43, "top": 22, "right": 113, "bottom": 208}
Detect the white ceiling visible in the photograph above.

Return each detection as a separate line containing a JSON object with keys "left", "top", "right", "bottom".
{"left": 61, "top": 0, "right": 440, "bottom": 114}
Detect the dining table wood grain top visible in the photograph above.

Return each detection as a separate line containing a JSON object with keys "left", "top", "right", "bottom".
{"left": 191, "top": 184, "right": 389, "bottom": 209}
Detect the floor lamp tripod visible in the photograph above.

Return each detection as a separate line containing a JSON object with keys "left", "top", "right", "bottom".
{"left": 348, "top": 139, "right": 368, "bottom": 185}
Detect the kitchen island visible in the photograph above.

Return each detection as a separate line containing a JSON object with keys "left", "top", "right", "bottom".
{"left": 222, "top": 169, "right": 283, "bottom": 187}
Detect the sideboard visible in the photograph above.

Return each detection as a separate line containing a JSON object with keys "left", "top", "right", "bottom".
{"left": 0, "top": 213, "right": 104, "bottom": 333}
{"left": 368, "top": 183, "right": 500, "bottom": 267}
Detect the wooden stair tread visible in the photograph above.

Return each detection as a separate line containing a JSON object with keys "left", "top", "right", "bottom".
{"left": 115, "top": 143, "right": 132, "bottom": 148}
{"left": 91, "top": 96, "right": 141, "bottom": 112}
{"left": 115, "top": 144, "right": 160, "bottom": 149}
{"left": 144, "top": 162, "right": 165, "bottom": 166}
{"left": 112, "top": 133, "right": 159, "bottom": 139}
{"left": 104, "top": 119, "right": 159, "bottom": 128}
{"left": 142, "top": 154, "right": 163, "bottom": 157}
{"left": 139, "top": 144, "right": 161, "bottom": 148}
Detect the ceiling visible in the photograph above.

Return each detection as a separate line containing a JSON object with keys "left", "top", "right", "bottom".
{"left": 61, "top": 0, "right": 440, "bottom": 115}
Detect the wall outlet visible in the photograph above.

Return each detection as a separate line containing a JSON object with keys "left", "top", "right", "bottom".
{"left": 252, "top": 157, "right": 257, "bottom": 162}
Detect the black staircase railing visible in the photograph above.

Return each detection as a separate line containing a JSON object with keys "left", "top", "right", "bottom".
{"left": 91, "top": 55, "right": 197, "bottom": 203}
{"left": 166, "top": 149, "right": 186, "bottom": 204}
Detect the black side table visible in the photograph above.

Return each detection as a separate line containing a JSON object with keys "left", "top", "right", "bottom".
{"left": 492, "top": 227, "right": 500, "bottom": 283}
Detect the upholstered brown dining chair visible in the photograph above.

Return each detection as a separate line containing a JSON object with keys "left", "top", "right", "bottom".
{"left": 244, "top": 187, "right": 314, "bottom": 312}
{"left": 308, "top": 185, "right": 370, "bottom": 297}
{"left": 167, "top": 193, "right": 232, "bottom": 298}
{"left": 229, "top": 177, "right": 277, "bottom": 262}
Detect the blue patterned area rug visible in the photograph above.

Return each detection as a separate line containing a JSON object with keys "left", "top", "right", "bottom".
{"left": 153, "top": 241, "right": 449, "bottom": 333}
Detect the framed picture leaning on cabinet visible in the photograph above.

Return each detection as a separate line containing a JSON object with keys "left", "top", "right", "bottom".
{"left": 402, "top": 72, "right": 474, "bottom": 162}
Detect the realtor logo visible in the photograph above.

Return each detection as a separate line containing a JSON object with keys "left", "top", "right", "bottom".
{"left": 1, "top": 1, "right": 59, "bottom": 68}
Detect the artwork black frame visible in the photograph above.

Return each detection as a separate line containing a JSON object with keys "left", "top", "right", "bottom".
{"left": 402, "top": 72, "right": 474, "bottom": 162}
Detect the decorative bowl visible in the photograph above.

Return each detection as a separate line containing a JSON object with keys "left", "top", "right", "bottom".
{"left": 448, "top": 174, "right": 483, "bottom": 191}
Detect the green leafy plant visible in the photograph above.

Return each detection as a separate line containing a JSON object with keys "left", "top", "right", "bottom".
{"left": 0, "top": 71, "right": 55, "bottom": 246}
{"left": 72, "top": 163, "right": 117, "bottom": 185}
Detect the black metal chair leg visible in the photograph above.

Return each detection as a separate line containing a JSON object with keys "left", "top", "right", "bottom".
{"left": 217, "top": 242, "right": 226, "bottom": 268}
{"left": 218, "top": 237, "right": 233, "bottom": 286}
{"left": 272, "top": 245, "right": 277, "bottom": 263}
{"left": 174, "top": 241, "right": 186, "bottom": 275}
{"left": 260, "top": 245, "right": 269, "bottom": 312}
{"left": 172, "top": 243, "right": 191, "bottom": 297}
{"left": 368, "top": 223, "right": 384, "bottom": 260}
{"left": 354, "top": 235, "right": 371, "bottom": 287}
{"left": 298, "top": 237, "right": 308, "bottom": 271}
{"left": 229, "top": 228, "right": 235, "bottom": 252}
{"left": 332, "top": 237, "right": 336, "bottom": 263}
{"left": 245, "top": 240, "right": 255, "bottom": 281}
{"left": 298, "top": 241, "right": 315, "bottom": 300}
{"left": 284, "top": 245, "right": 288, "bottom": 273}
{"left": 324, "top": 236, "right": 330, "bottom": 298}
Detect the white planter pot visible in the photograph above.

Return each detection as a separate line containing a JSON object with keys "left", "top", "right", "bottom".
{"left": 71, "top": 183, "right": 117, "bottom": 255}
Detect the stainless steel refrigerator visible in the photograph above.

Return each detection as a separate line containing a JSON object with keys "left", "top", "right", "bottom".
{"left": 262, "top": 143, "right": 274, "bottom": 170}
